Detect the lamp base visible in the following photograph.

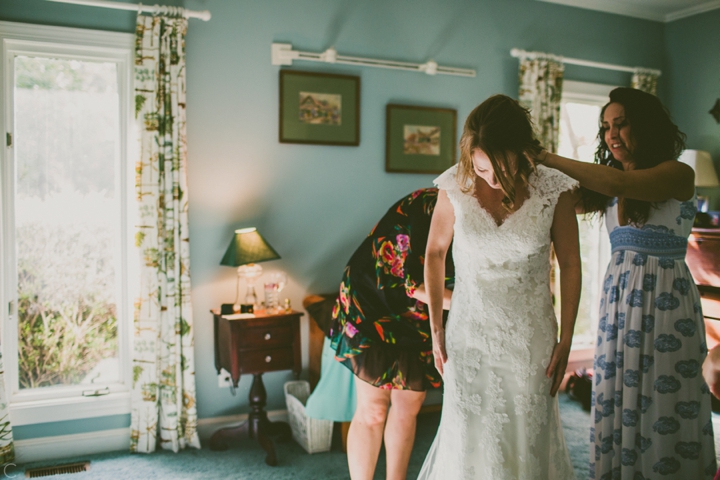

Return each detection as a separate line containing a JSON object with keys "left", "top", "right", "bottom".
{"left": 235, "top": 264, "right": 263, "bottom": 312}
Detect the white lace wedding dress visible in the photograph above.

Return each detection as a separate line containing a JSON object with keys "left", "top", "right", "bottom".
{"left": 418, "top": 164, "right": 578, "bottom": 480}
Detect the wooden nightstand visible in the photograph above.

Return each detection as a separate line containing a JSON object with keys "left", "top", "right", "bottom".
{"left": 687, "top": 228, "right": 720, "bottom": 346}
{"left": 209, "top": 309, "right": 303, "bottom": 466}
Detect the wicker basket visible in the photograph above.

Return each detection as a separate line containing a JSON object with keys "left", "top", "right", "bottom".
{"left": 284, "top": 380, "right": 333, "bottom": 454}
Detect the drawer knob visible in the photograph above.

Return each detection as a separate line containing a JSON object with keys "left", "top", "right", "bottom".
{"left": 264, "top": 333, "right": 272, "bottom": 340}
{"left": 265, "top": 355, "right": 272, "bottom": 363}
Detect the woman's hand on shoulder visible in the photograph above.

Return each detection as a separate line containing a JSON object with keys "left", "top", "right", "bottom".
{"left": 524, "top": 146, "right": 548, "bottom": 166}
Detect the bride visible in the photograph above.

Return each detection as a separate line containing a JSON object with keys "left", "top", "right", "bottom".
{"left": 420, "top": 95, "right": 581, "bottom": 479}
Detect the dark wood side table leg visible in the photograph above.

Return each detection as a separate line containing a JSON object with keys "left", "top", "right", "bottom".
{"left": 209, "top": 373, "right": 292, "bottom": 466}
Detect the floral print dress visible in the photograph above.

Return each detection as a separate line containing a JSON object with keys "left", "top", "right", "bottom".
{"left": 328, "top": 188, "right": 454, "bottom": 391}
{"left": 591, "top": 195, "right": 717, "bottom": 479}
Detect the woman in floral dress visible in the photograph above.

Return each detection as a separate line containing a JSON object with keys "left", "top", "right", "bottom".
{"left": 328, "top": 188, "right": 454, "bottom": 480}
{"left": 534, "top": 87, "right": 716, "bottom": 479}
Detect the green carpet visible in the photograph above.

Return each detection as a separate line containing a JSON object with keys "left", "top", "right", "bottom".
{"left": 19, "top": 394, "right": 591, "bottom": 479}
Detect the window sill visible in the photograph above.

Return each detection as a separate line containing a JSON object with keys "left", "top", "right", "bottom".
{"left": 10, "top": 391, "right": 131, "bottom": 426}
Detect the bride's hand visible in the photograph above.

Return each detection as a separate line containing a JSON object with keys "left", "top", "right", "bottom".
{"left": 432, "top": 328, "right": 448, "bottom": 377}
{"left": 546, "top": 340, "right": 571, "bottom": 397}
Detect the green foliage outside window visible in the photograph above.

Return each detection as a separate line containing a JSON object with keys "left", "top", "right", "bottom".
{"left": 17, "top": 222, "right": 118, "bottom": 389}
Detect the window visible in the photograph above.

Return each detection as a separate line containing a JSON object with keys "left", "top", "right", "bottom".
{"left": 0, "top": 22, "right": 134, "bottom": 425}
{"left": 554, "top": 80, "right": 614, "bottom": 350}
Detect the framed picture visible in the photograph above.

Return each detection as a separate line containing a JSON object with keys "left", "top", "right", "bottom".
{"left": 385, "top": 104, "right": 457, "bottom": 173}
{"left": 279, "top": 70, "right": 360, "bottom": 146}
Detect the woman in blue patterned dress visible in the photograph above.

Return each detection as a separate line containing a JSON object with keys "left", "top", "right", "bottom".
{"left": 532, "top": 87, "right": 716, "bottom": 479}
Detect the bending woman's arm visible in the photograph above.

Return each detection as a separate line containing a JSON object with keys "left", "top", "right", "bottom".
{"left": 411, "top": 284, "right": 452, "bottom": 310}
{"left": 547, "top": 190, "right": 582, "bottom": 397}
{"left": 424, "top": 189, "right": 455, "bottom": 377}
{"left": 540, "top": 151, "right": 695, "bottom": 203}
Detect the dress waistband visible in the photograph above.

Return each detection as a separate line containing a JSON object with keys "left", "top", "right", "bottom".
{"left": 609, "top": 226, "right": 687, "bottom": 259}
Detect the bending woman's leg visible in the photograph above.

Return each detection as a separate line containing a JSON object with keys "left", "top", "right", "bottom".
{"left": 385, "top": 388, "right": 426, "bottom": 480}
{"left": 347, "top": 377, "right": 391, "bottom": 480}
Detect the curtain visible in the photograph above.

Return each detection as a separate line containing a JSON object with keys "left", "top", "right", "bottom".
{"left": 631, "top": 69, "right": 659, "bottom": 95}
{"left": 0, "top": 357, "right": 14, "bottom": 463}
{"left": 518, "top": 56, "right": 565, "bottom": 153}
{"left": 130, "top": 13, "right": 200, "bottom": 454}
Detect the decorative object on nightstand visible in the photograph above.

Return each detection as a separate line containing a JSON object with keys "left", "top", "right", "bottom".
{"left": 679, "top": 149, "right": 720, "bottom": 213}
{"left": 263, "top": 272, "right": 288, "bottom": 313}
{"left": 221, "top": 228, "right": 280, "bottom": 313}
{"left": 210, "top": 308, "right": 303, "bottom": 466}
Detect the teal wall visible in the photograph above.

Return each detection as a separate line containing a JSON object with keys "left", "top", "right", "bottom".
{"left": 0, "top": 0, "right": 700, "bottom": 443}
{"left": 665, "top": 10, "right": 720, "bottom": 210}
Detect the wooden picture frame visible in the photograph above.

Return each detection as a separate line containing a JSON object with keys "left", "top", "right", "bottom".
{"left": 279, "top": 70, "right": 360, "bottom": 146}
{"left": 385, "top": 104, "right": 457, "bottom": 173}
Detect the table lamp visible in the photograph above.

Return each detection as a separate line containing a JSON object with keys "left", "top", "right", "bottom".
{"left": 221, "top": 228, "right": 280, "bottom": 313}
{"left": 679, "top": 150, "right": 720, "bottom": 212}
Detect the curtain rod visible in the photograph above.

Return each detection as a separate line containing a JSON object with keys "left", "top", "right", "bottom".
{"left": 510, "top": 48, "right": 661, "bottom": 77}
{"left": 271, "top": 43, "right": 476, "bottom": 78}
{"left": 45, "top": 0, "right": 211, "bottom": 21}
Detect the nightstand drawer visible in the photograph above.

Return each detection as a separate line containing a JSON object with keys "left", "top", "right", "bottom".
{"left": 238, "top": 325, "right": 294, "bottom": 349}
{"left": 240, "top": 348, "right": 295, "bottom": 373}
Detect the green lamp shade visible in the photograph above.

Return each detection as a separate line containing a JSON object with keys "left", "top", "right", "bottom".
{"left": 220, "top": 228, "right": 281, "bottom": 266}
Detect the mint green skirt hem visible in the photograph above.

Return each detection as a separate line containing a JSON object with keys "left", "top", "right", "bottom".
{"left": 305, "top": 337, "right": 357, "bottom": 422}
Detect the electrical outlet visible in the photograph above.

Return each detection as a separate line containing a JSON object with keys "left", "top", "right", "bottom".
{"left": 218, "top": 369, "right": 233, "bottom": 388}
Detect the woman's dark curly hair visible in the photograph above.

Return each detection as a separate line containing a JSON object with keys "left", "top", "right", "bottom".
{"left": 580, "top": 87, "right": 686, "bottom": 225}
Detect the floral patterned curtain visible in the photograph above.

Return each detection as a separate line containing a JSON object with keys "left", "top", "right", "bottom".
{"left": 631, "top": 69, "right": 659, "bottom": 95}
{"left": 131, "top": 13, "right": 200, "bottom": 454}
{"left": 0, "top": 357, "right": 14, "bottom": 463}
{"left": 518, "top": 56, "right": 564, "bottom": 153}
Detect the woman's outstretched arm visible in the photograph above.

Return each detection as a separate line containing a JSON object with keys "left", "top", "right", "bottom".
{"left": 424, "top": 189, "right": 455, "bottom": 377}
{"left": 538, "top": 151, "right": 694, "bottom": 203}
{"left": 547, "top": 190, "right": 582, "bottom": 397}
{"left": 411, "top": 284, "right": 452, "bottom": 310}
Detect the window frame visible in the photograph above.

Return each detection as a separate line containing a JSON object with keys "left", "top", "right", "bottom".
{"left": 0, "top": 21, "right": 135, "bottom": 426}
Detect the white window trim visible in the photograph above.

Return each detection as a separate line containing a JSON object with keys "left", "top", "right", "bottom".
{"left": 562, "top": 80, "right": 615, "bottom": 105}
{"left": 0, "top": 21, "right": 135, "bottom": 425}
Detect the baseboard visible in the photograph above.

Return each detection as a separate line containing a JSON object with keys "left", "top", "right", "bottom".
{"left": 14, "top": 428, "right": 130, "bottom": 465}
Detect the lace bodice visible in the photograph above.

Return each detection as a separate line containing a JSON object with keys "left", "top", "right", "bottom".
{"left": 436, "top": 164, "right": 577, "bottom": 288}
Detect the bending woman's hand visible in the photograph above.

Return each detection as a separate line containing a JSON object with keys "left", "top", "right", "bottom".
{"left": 546, "top": 340, "right": 571, "bottom": 397}
{"left": 432, "top": 328, "right": 448, "bottom": 377}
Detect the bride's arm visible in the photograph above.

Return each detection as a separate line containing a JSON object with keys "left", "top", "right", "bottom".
{"left": 425, "top": 190, "right": 455, "bottom": 376}
{"left": 547, "top": 190, "right": 582, "bottom": 396}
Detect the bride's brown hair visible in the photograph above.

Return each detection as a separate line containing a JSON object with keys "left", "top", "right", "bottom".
{"left": 457, "top": 95, "right": 540, "bottom": 210}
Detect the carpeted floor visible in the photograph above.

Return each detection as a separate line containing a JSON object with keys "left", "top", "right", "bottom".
{"left": 17, "top": 394, "right": 594, "bottom": 479}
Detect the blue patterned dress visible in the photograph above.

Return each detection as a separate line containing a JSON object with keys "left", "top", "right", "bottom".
{"left": 591, "top": 195, "right": 717, "bottom": 480}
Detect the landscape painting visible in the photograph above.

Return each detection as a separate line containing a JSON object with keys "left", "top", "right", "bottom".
{"left": 299, "top": 92, "right": 342, "bottom": 125}
{"left": 403, "top": 125, "right": 440, "bottom": 155}
{"left": 386, "top": 104, "right": 456, "bottom": 173}
{"left": 279, "top": 70, "right": 359, "bottom": 145}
